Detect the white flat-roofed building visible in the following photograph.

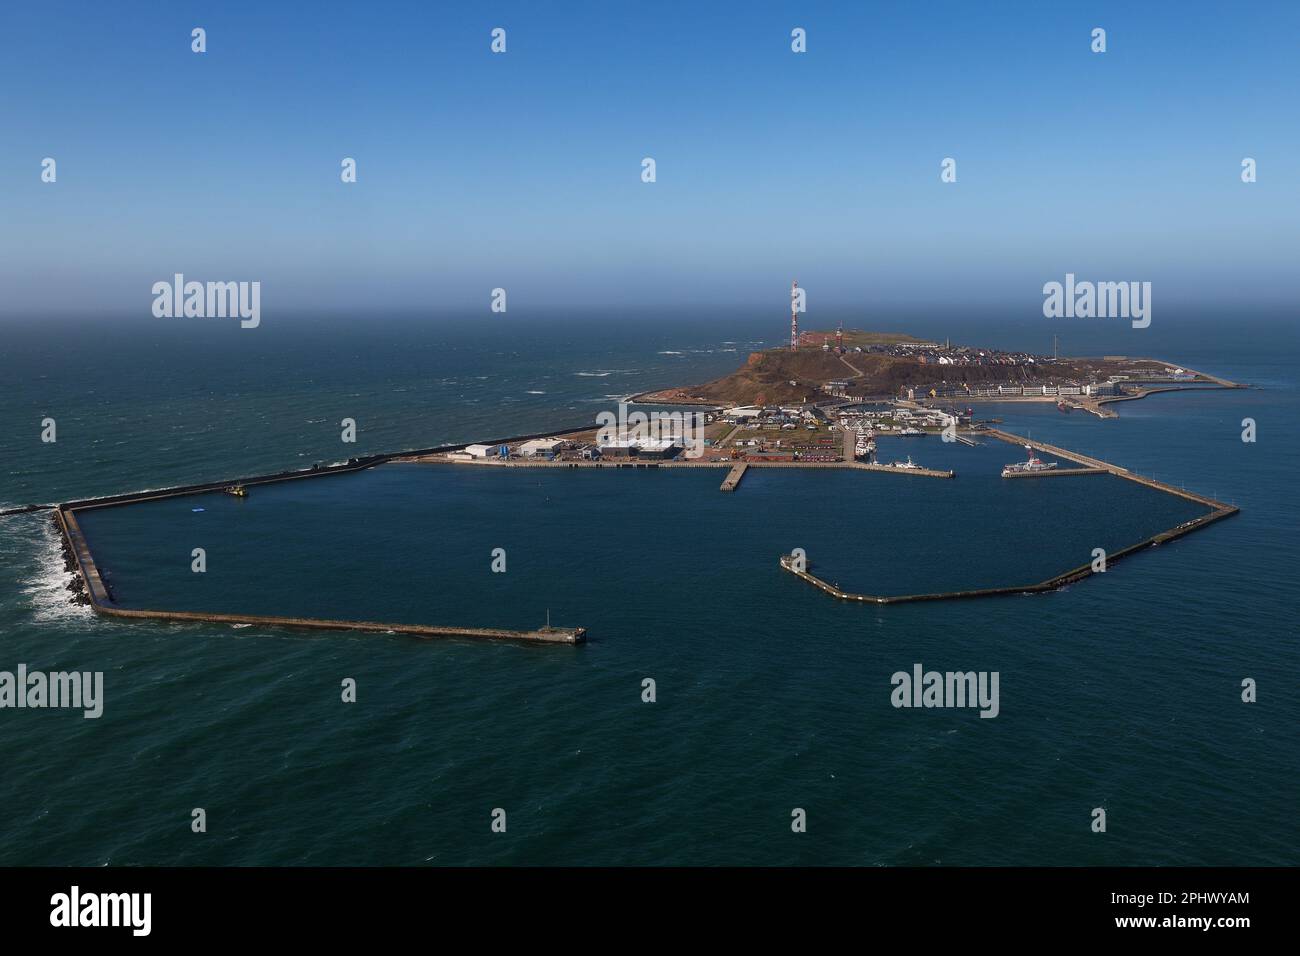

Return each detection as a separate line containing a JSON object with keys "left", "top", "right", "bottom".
{"left": 598, "top": 437, "right": 679, "bottom": 459}
{"left": 464, "top": 444, "right": 493, "bottom": 458}
{"left": 519, "top": 438, "right": 564, "bottom": 457}
{"left": 636, "top": 438, "right": 678, "bottom": 458}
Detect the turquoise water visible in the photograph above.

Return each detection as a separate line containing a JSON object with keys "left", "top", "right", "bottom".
{"left": 1, "top": 313, "right": 1297, "bottom": 865}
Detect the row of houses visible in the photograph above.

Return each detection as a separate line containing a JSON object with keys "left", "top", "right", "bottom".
{"left": 720, "top": 405, "right": 820, "bottom": 428}
{"left": 904, "top": 381, "right": 1119, "bottom": 400}
{"left": 963, "top": 383, "right": 1116, "bottom": 397}
{"left": 836, "top": 405, "right": 962, "bottom": 433}
{"left": 865, "top": 341, "right": 1044, "bottom": 367}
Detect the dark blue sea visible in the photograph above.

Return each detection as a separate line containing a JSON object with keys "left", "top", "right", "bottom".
{"left": 1, "top": 310, "right": 1297, "bottom": 865}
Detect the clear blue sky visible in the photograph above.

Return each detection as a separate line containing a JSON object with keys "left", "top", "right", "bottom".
{"left": 1, "top": 0, "right": 1296, "bottom": 319}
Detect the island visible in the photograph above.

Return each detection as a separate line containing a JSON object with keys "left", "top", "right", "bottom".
{"left": 630, "top": 328, "right": 1241, "bottom": 418}
{"left": 14, "top": 327, "right": 1244, "bottom": 640}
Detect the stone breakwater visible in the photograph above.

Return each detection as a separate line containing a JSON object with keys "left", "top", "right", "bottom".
{"left": 779, "top": 430, "right": 1239, "bottom": 605}
{"left": 53, "top": 513, "right": 91, "bottom": 607}
{"left": 52, "top": 499, "right": 583, "bottom": 646}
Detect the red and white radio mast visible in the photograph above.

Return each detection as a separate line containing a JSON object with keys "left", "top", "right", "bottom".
{"left": 790, "top": 280, "right": 799, "bottom": 351}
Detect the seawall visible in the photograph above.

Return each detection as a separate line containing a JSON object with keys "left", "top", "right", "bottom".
{"left": 780, "top": 429, "right": 1238, "bottom": 605}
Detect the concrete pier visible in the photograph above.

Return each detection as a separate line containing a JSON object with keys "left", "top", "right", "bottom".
{"left": 94, "top": 606, "right": 586, "bottom": 644}
{"left": 984, "top": 429, "right": 1236, "bottom": 510}
{"left": 720, "top": 463, "right": 748, "bottom": 491}
{"left": 1003, "top": 467, "right": 1106, "bottom": 479}
{"left": 858, "top": 462, "right": 954, "bottom": 478}
{"left": 56, "top": 509, "right": 112, "bottom": 605}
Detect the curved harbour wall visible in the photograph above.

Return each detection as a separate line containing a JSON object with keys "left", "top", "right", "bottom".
{"left": 780, "top": 429, "right": 1239, "bottom": 604}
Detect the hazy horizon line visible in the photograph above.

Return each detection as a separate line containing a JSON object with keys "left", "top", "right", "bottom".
{"left": 3, "top": 301, "right": 1297, "bottom": 325}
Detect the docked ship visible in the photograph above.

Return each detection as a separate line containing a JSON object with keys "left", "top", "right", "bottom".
{"left": 899, "top": 427, "right": 925, "bottom": 436}
{"left": 1001, "top": 445, "right": 1058, "bottom": 477}
{"left": 886, "top": 456, "right": 921, "bottom": 470}
{"left": 854, "top": 427, "right": 876, "bottom": 460}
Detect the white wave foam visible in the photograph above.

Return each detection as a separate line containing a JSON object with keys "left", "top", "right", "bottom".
{"left": 22, "top": 519, "right": 93, "bottom": 625}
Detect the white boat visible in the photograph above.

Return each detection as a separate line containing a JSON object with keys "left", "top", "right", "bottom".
{"left": 887, "top": 456, "right": 921, "bottom": 470}
{"left": 853, "top": 427, "right": 877, "bottom": 461}
{"left": 1002, "top": 444, "right": 1058, "bottom": 477}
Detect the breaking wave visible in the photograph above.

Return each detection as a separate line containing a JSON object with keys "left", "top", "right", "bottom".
{"left": 19, "top": 517, "right": 93, "bottom": 625}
